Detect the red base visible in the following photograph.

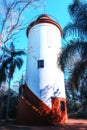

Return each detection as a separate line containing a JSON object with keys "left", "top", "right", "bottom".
{"left": 51, "top": 97, "right": 68, "bottom": 124}
{"left": 17, "top": 85, "right": 68, "bottom": 125}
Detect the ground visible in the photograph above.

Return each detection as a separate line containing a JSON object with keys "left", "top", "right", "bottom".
{"left": 0, "top": 119, "right": 87, "bottom": 130}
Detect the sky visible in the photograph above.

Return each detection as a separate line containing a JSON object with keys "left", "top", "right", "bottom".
{"left": 15, "top": 0, "right": 72, "bottom": 48}
{"left": 0, "top": 0, "right": 73, "bottom": 90}
{"left": 11, "top": 0, "right": 73, "bottom": 90}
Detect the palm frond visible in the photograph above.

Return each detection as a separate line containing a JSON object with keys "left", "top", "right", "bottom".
{"left": 58, "top": 41, "right": 87, "bottom": 72}
{"left": 14, "top": 58, "right": 23, "bottom": 70}
{"left": 68, "top": 0, "right": 80, "bottom": 20}
{"left": 63, "top": 23, "right": 87, "bottom": 41}
{"left": 64, "top": 0, "right": 87, "bottom": 43}
{"left": 68, "top": 0, "right": 87, "bottom": 25}
{"left": 11, "top": 51, "right": 26, "bottom": 57}
{"left": 0, "top": 43, "right": 25, "bottom": 84}
{"left": 69, "top": 59, "right": 87, "bottom": 90}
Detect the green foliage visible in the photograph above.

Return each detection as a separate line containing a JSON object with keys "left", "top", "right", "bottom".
{"left": 9, "top": 95, "right": 18, "bottom": 119}
{"left": 0, "top": 89, "right": 18, "bottom": 119}
{"left": 0, "top": 42, "right": 26, "bottom": 85}
{"left": 58, "top": 0, "right": 87, "bottom": 118}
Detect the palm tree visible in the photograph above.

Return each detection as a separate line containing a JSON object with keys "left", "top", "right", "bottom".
{"left": 63, "top": 0, "right": 87, "bottom": 43}
{"left": 0, "top": 42, "right": 26, "bottom": 119}
{"left": 58, "top": 0, "right": 87, "bottom": 113}
{"left": 58, "top": 0, "right": 87, "bottom": 90}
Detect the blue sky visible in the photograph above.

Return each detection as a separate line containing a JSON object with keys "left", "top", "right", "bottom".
{"left": 16, "top": 0, "right": 72, "bottom": 48}
{"left": 10, "top": 0, "right": 73, "bottom": 89}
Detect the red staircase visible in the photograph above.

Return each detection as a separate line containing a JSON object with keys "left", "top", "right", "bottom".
{"left": 17, "top": 84, "right": 68, "bottom": 125}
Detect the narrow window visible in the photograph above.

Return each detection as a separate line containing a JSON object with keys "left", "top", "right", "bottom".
{"left": 37, "top": 60, "right": 44, "bottom": 68}
{"left": 60, "top": 101, "right": 65, "bottom": 112}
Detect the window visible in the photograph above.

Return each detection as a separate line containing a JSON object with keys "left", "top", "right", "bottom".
{"left": 60, "top": 101, "right": 65, "bottom": 112}
{"left": 37, "top": 60, "right": 44, "bottom": 68}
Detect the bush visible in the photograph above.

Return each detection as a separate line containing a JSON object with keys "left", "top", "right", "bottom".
{"left": 77, "top": 111, "right": 87, "bottom": 119}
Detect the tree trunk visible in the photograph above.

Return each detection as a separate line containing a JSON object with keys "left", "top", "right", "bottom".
{"left": 6, "top": 77, "right": 11, "bottom": 120}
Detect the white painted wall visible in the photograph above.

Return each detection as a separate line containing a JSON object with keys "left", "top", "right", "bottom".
{"left": 26, "top": 22, "right": 66, "bottom": 108}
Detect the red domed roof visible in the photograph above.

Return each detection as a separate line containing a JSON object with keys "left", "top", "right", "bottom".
{"left": 26, "top": 14, "right": 62, "bottom": 37}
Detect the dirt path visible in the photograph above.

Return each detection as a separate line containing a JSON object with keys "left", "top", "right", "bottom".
{"left": 0, "top": 119, "right": 87, "bottom": 130}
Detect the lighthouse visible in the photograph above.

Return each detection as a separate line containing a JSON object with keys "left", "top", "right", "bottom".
{"left": 26, "top": 14, "right": 67, "bottom": 114}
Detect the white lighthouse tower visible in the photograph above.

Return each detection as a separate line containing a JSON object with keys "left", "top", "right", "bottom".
{"left": 26, "top": 14, "right": 66, "bottom": 113}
